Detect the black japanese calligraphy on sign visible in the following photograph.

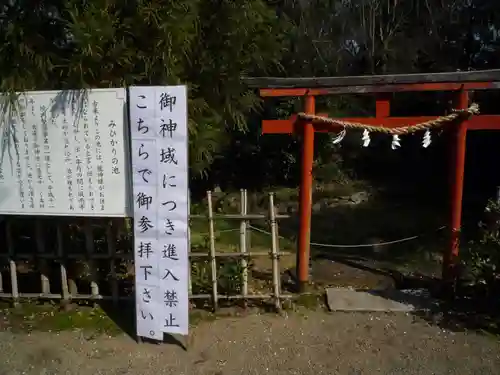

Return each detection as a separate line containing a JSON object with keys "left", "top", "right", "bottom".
{"left": 139, "top": 144, "right": 149, "bottom": 160}
{"left": 164, "top": 290, "right": 179, "bottom": 307}
{"left": 162, "top": 269, "right": 179, "bottom": 281}
{"left": 162, "top": 200, "right": 176, "bottom": 211}
{"left": 37, "top": 106, "right": 46, "bottom": 209}
{"left": 142, "top": 287, "right": 152, "bottom": 303}
{"left": 139, "top": 311, "right": 158, "bottom": 338}
{"left": 108, "top": 120, "right": 120, "bottom": 175}
{"left": 138, "top": 241, "right": 153, "bottom": 259}
{"left": 70, "top": 95, "right": 90, "bottom": 210}
{"left": 138, "top": 168, "right": 152, "bottom": 183}
{"left": 141, "top": 288, "right": 153, "bottom": 303}
{"left": 136, "top": 95, "right": 147, "bottom": 109}
{"left": 162, "top": 244, "right": 179, "bottom": 260}
{"left": 136, "top": 192, "right": 153, "bottom": 210}
{"left": 42, "top": 104, "right": 55, "bottom": 208}
{"left": 62, "top": 106, "right": 75, "bottom": 211}
{"left": 140, "top": 310, "right": 153, "bottom": 320}
{"left": 160, "top": 147, "right": 177, "bottom": 164}
{"left": 163, "top": 174, "right": 176, "bottom": 188}
{"left": 138, "top": 216, "right": 154, "bottom": 233}
{"left": 159, "top": 119, "right": 177, "bottom": 138}
{"left": 24, "top": 100, "right": 35, "bottom": 209}
{"left": 93, "top": 101, "right": 105, "bottom": 211}
{"left": 16, "top": 157, "right": 25, "bottom": 209}
{"left": 164, "top": 313, "right": 180, "bottom": 328}
{"left": 17, "top": 104, "right": 27, "bottom": 208}
{"left": 82, "top": 95, "right": 93, "bottom": 210}
{"left": 164, "top": 219, "right": 175, "bottom": 235}
{"left": 140, "top": 265, "right": 153, "bottom": 281}
{"left": 159, "top": 92, "right": 176, "bottom": 112}
{"left": 137, "top": 118, "right": 149, "bottom": 134}
{"left": 76, "top": 157, "right": 85, "bottom": 210}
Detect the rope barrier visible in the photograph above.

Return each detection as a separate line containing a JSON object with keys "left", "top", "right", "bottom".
{"left": 195, "top": 228, "right": 240, "bottom": 236}
{"left": 297, "top": 103, "right": 479, "bottom": 135}
{"left": 192, "top": 220, "right": 446, "bottom": 249}
{"left": 248, "top": 224, "right": 446, "bottom": 249}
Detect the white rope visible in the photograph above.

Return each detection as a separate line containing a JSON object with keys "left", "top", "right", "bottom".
{"left": 248, "top": 224, "right": 446, "bottom": 248}
{"left": 195, "top": 228, "right": 240, "bottom": 236}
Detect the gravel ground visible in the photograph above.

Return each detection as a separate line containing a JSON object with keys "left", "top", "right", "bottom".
{"left": 0, "top": 311, "right": 499, "bottom": 375}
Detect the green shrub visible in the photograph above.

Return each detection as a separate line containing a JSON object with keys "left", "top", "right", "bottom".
{"left": 462, "top": 199, "right": 500, "bottom": 293}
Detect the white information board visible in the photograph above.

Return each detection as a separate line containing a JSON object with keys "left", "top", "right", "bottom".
{"left": 0, "top": 89, "right": 131, "bottom": 217}
{"left": 130, "top": 85, "right": 189, "bottom": 339}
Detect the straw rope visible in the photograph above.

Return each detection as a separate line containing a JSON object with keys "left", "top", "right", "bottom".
{"left": 296, "top": 103, "right": 479, "bottom": 135}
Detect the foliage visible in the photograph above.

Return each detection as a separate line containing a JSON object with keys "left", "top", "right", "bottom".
{"left": 0, "top": 0, "right": 288, "bottom": 176}
{"left": 190, "top": 258, "right": 246, "bottom": 296}
{"left": 2, "top": 0, "right": 500, "bottom": 198}
{"left": 463, "top": 199, "right": 500, "bottom": 290}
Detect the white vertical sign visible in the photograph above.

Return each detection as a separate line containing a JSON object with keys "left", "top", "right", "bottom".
{"left": 130, "top": 86, "right": 189, "bottom": 340}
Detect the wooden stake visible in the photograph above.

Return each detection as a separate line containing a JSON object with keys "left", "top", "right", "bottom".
{"left": 269, "top": 193, "right": 281, "bottom": 311}
{"left": 240, "top": 189, "right": 248, "bottom": 306}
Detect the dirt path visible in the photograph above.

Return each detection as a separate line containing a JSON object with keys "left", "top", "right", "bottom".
{"left": 0, "top": 311, "right": 499, "bottom": 375}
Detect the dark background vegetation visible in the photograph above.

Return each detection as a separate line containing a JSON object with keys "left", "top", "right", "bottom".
{"left": 3, "top": 0, "right": 500, "bottom": 201}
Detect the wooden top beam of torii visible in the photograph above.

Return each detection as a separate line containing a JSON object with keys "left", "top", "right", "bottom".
{"left": 243, "top": 69, "right": 500, "bottom": 95}
{"left": 243, "top": 69, "right": 500, "bottom": 133}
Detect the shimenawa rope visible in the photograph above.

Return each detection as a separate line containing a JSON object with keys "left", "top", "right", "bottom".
{"left": 296, "top": 103, "right": 479, "bottom": 135}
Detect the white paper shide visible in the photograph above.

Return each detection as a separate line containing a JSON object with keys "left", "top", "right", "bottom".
{"left": 130, "top": 86, "right": 189, "bottom": 340}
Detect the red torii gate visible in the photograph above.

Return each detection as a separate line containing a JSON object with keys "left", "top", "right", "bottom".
{"left": 244, "top": 69, "right": 500, "bottom": 292}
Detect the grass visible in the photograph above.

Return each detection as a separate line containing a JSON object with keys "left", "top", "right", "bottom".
{"left": 0, "top": 301, "right": 122, "bottom": 335}
{"left": 0, "top": 293, "right": 327, "bottom": 336}
{"left": 0, "top": 301, "right": 218, "bottom": 336}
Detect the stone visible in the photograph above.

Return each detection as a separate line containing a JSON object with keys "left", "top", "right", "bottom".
{"left": 348, "top": 191, "right": 369, "bottom": 205}
{"left": 325, "top": 287, "right": 437, "bottom": 312}
{"left": 312, "top": 202, "right": 322, "bottom": 212}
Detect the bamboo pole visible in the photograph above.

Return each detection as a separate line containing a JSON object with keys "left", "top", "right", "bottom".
{"left": 269, "top": 193, "right": 281, "bottom": 311}
{"left": 207, "top": 191, "right": 218, "bottom": 310}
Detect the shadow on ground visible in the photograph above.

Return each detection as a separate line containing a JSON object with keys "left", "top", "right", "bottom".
{"left": 98, "top": 301, "right": 187, "bottom": 349}
{"left": 412, "top": 284, "right": 500, "bottom": 335}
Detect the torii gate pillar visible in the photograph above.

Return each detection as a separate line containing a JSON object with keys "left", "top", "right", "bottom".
{"left": 297, "top": 95, "right": 315, "bottom": 292}
{"left": 446, "top": 90, "right": 468, "bottom": 281}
